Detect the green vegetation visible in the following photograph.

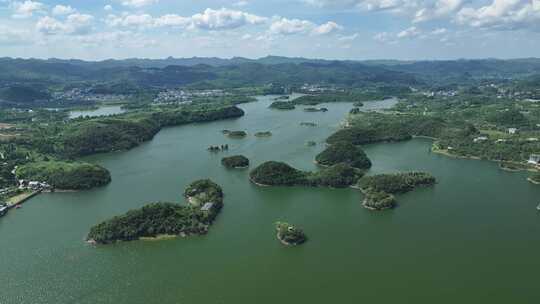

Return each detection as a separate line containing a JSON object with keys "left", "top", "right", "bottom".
{"left": 15, "top": 161, "right": 111, "bottom": 190}
{"left": 362, "top": 191, "right": 397, "bottom": 211}
{"left": 225, "top": 130, "right": 247, "bottom": 138}
{"left": 221, "top": 155, "right": 249, "bottom": 169}
{"left": 528, "top": 173, "right": 540, "bottom": 184}
{"left": 87, "top": 179, "right": 224, "bottom": 244}
{"left": 275, "top": 222, "right": 306, "bottom": 246}
{"left": 269, "top": 101, "right": 295, "bottom": 110}
{"left": 357, "top": 172, "right": 436, "bottom": 194}
{"left": 249, "top": 161, "right": 307, "bottom": 186}
{"left": 357, "top": 172, "right": 436, "bottom": 211}
{"left": 249, "top": 161, "right": 362, "bottom": 188}
{"left": 315, "top": 141, "right": 372, "bottom": 169}
{"left": 35, "top": 104, "right": 245, "bottom": 158}
{"left": 184, "top": 179, "right": 224, "bottom": 210}
{"left": 0, "top": 85, "right": 51, "bottom": 106}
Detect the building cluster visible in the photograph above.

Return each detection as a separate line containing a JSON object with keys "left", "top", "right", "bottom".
{"left": 52, "top": 89, "right": 129, "bottom": 103}
{"left": 18, "top": 180, "right": 51, "bottom": 191}
{"left": 299, "top": 83, "right": 341, "bottom": 93}
{"left": 154, "top": 89, "right": 227, "bottom": 104}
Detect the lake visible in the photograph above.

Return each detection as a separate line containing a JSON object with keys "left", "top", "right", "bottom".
{"left": 2, "top": 96, "right": 540, "bottom": 303}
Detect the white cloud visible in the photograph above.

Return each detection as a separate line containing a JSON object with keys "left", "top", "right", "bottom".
{"left": 397, "top": 26, "right": 421, "bottom": 38}
{"left": 36, "top": 13, "right": 94, "bottom": 35}
{"left": 104, "top": 5, "right": 113, "bottom": 11}
{"left": 338, "top": 33, "right": 359, "bottom": 41}
{"left": 312, "top": 21, "right": 343, "bottom": 35}
{"left": 456, "top": 0, "right": 540, "bottom": 30}
{"left": 107, "top": 8, "right": 267, "bottom": 31}
{"left": 269, "top": 18, "right": 315, "bottom": 35}
{"left": 373, "top": 31, "right": 395, "bottom": 43}
{"left": 10, "top": 0, "right": 44, "bottom": 18}
{"left": 413, "top": 0, "right": 464, "bottom": 22}
{"left": 52, "top": 4, "right": 76, "bottom": 16}
{"left": 190, "top": 8, "right": 266, "bottom": 30}
{"left": 269, "top": 17, "right": 342, "bottom": 35}
{"left": 153, "top": 14, "right": 191, "bottom": 27}
{"left": 121, "top": 0, "right": 158, "bottom": 8}
{"left": 303, "top": 0, "right": 420, "bottom": 12}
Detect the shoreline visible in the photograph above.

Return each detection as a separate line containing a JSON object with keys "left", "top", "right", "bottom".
{"left": 527, "top": 177, "right": 540, "bottom": 185}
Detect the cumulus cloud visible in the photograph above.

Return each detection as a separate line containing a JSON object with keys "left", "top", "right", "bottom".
{"left": 121, "top": 0, "right": 158, "bottom": 8}
{"left": 104, "top": 5, "right": 113, "bottom": 11}
{"left": 397, "top": 26, "right": 421, "bottom": 38}
{"left": 413, "top": 0, "right": 465, "bottom": 22}
{"left": 303, "top": 0, "right": 420, "bottom": 12}
{"left": 10, "top": 0, "right": 44, "bottom": 18}
{"left": 269, "top": 17, "right": 342, "bottom": 35}
{"left": 456, "top": 0, "right": 540, "bottom": 30}
{"left": 190, "top": 8, "right": 266, "bottom": 30}
{"left": 52, "top": 4, "right": 76, "bottom": 16}
{"left": 107, "top": 8, "right": 267, "bottom": 30}
{"left": 36, "top": 13, "right": 94, "bottom": 35}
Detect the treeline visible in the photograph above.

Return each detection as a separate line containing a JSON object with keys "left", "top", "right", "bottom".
{"left": 88, "top": 179, "right": 224, "bottom": 244}
{"left": 358, "top": 172, "right": 436, "bottom": 211}
{"left": 15, "top": 161, "right": 111, "bottom": 190}
{"left": 28, "top": 104, "right": 244, "bottom": 158}
{"left": 357, "top": 172, "right": 436, "bottom": 194}
{"left": 249, "top": 161, "right": 362, "bottom": 188}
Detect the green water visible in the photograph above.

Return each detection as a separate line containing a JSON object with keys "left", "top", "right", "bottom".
{"left": 2, "top": 96, "right": 540, "bottom": 303}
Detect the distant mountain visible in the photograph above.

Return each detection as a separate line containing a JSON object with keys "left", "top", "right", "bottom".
{"left": 1, "top": 56, "right": 540, "bottom": 90}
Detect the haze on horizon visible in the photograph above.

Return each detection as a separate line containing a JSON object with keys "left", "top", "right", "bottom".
{"left": 1, "top": 0, "right": 540, "bottom": 61}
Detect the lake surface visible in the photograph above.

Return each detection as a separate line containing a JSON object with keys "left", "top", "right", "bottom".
{"left": 69, "top": 105, "right": 125, "bottom": 119}
{"left": 2, "top": 96, "right": 540, "bottom": 303}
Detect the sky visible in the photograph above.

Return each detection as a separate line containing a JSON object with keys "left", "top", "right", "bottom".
{"left": 0, "top": 0, "right": 540, "bottom": 60}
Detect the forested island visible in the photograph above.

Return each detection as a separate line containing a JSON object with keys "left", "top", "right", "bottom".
{"left": 15, "top": 161, "right": 111, "bottom": 190}
{"left": 315, "top": 141, "right": 372, "bottom": 170}
{"left": 87, "top": 179, "right": 223, "bottom": 244}
{"left": 221, "top": 155, "right": 250, "bottom": 169}
{"left": 249, "top": 161, "right": 361, "bottom": 188}
{"left": 224, "top": 130, "right": 247, "bottom": 138}
{"left": 269, "top": 101, "right": 295, "bottom": 110}
{"left": 275, "top": 222, "right": 307, "bottom": 246}
{"left": 356, "top": 172, "right": 436, "bottom": 210}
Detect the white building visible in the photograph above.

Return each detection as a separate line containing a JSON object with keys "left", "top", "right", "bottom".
{"left": 528, "top": 154, "right": 540, "bottom": 165}
{"left": 508, "top": 128, "right": 518, "bottom": 135}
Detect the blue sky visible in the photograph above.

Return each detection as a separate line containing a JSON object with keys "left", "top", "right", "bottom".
{"left": 1, "top": 0, "right": 539, "bottom": 60}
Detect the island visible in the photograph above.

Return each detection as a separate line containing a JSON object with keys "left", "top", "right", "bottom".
{"left": 254, "top": 131, "right": 272, "bottom": 137}
{"left": 353, "top": 102, "right": 364, "bottom": 107}
{"left": 269, "top": 101, "right": 295, "bottom": 110}
{"left": 15, "top": 161, "right": 111, "bottom": 190}
{"left": 356, "top": 172, "right": 436, "bottom": 211}
{"left": 221, "top": 155, "right": 250, "bottom": 169}
{"left": 306, "top": 141, "right": 317, "bottom": 146}
{"left": 86, "top": 179, "right": 224, "bottom": 244}
{"left": 315, "top": 141, "right": 372, "bottom": 170}
{"left": 275, "top": 222, "right": 307, "bottom": 246}
{"left": 249, "top": 161, "right": 362, "bottom": 188}
{"left": 300, "top": 122, "right": 317, "bottom": 127}
{"left": 362, "top": 191, "right": 397, "bottom": 211}
{"left": 304, "top": 107, "right": 328, "bottom": 112}
{"left": 224, "top": 130, "right": 247, "bottom": 138}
